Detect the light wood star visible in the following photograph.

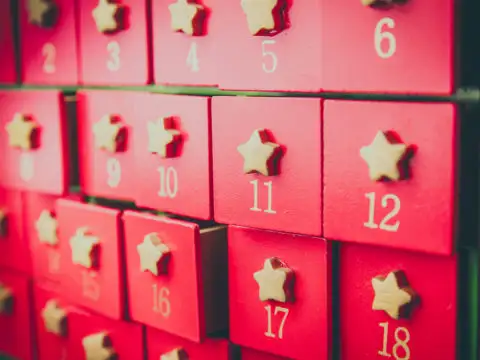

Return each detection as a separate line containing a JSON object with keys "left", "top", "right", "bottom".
{"left": 253, "top": 257, "right": 294, "bottom": 303}
{"left": 147, "top": 117, "right": 181, "bottom": 158}
{"left": 137, "top": 233, "right": 171, "bottom": 276}
{"left": 0, "top": 208, "right": 7, "bottom": 238}
{"left": 0, "top": 283, "right": 13, "bottom": 314}
{"left": 5, "top": 113, "right": 38, "bottom": 150}
{"left": 372, "top": 270, "right": 418, "bottom": 320}
{"left": 160, "top": 348, "right": 188, "bottom": 360}
{"left": 35, "top": 210, "right": 59, "bottom": 246}
{"left": 241, "top": 0, "right": 283, "bottom": 35}
{"left": 92, "top": 115, "right": 124, "bottom": 153}
{"left": 41, "top": 299, "right": 68, "bottom": 337}
{"left": 237, "top": 129, "right": 281, "bottom": 176}
{"left": 69, "top": 227, "right": 100, "bottom": 269}
{"left": 92, "top": 0, "right": 124, "bottom": 33}
{"left": 27, "top": 0, "right": 57, "bottom": 27}
{"left": 168, "top": 0, "right": 204, "bottom": 36}
{"left": 360, "top": 131, "right": 408, "bottom": 181}
{"left": 82, "top": 332, "right": 116, "bottom": 360}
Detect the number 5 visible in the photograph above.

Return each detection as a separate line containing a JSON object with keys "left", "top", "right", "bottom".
{"left": 262, "top": 40, "right": 278, "bottom": 73}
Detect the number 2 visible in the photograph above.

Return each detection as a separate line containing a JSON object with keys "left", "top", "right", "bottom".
{"left": 107, "top": 41, "right": 121, "bottom": 71}
{"left": 262, "top": 40, "right": 278, "bottom": 73}
{"left": 264, "top": 305, "right": 289, "bottom": 339}
{"left": 364, "top": 192, "right": 400, "bottom": 232}
{"left": 42, "top": 43, "right": 56, "bottom": 74}
{"left": 374, "top": 17, "right": 396, "bottom": 59}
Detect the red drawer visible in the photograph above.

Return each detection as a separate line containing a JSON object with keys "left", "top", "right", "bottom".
{"left": 215, "top": 0, "right": 322, "bottom": 91}
{"left": 322, "top": 0, "right": 454, "bottom": 93}
{"left": 79, "top": 0, "right": 151, "bottom": 85}
{"left": 339, "top": 243, "right": 457, "bottom": 360}
{"left": 34, "top": 281, "right": 144, "bottom": 360}
{"left": 133, "top": 94, "right": 212, "bottom": 220}
{"left": 123, "top": 210, "right": 227, "bottom": 342}
{"left": 152, "top": 0, "right": 220, "bottom": 86}
{"left": 229, "top": 226, "right": 330, "bottom": 359}
{"left": 19, "top": 0, "right": 79, "bottom": 84}
{"left": 146, "top": 326, "right": 231, "bottom": 359}
{"left": 0, "top": 190, "right": 29, "bottom": 275}
{"left": 57, "top": 199, "right": 124, "bottom": 319}
{"left": 0, "top": 91, "right": 70, "bottom": 195}
{"left": 212, "top": 97, "right": 322, "bottom": 235}
{"left": 77, "top": 91, "right": 142, "bottom": 201}
{"left": 324, "top": 101, "right": 456, "bottom": 255}
{"left": 0, "top": 270, "right": 34, "bottom": 360}
{"left": 0, "top": 0, "right": 16, "bottom": 84}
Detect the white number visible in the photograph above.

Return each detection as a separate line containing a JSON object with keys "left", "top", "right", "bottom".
{"left": 106, "top": 41, "right": 121, "bottom": 71}
{"left": 106, "top": 158, "right": 121, "bottom": 188}
{"left": 59, "top": 347, "right": 67, "bottom": 360}
{"left": 374, "top": 17, "right": 396, "bottom": 59}
{"left": 250, "top": 180, "right": 276, "bottom": 214}
{"left": 157, "top": 166, "right": 178, "bottom": 198}
{"left": 42, "top": 43, "right": 56, "bottom": 74}
{"left": 364, "top": 192, "right": 400, "bottom": 232}
{"left": 152, "top": 284, "right": 171, "bottom": 318}
{"left": 19, "top": 153, "right": 35, "bottom": 182}
{"left": 186, "top": 42, "right": 200, "bottom": 72}
{"left": 82, "top": 271, "right": 100, "bottom": 301}
{"left": 47, "top": 249, "right": 60, "bottom": 274}
{"left": 264, "top": 305, "right": 289, "bottom": 339}
{"left": 378, "top": 322, "right": 411, "bottom": 360}
{"left": 261, "top": 40, "right": 278, "bottom": 73}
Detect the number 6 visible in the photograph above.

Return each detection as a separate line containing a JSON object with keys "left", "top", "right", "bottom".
{"left": 374, "top": 17, "right": 396, "bottom": 59}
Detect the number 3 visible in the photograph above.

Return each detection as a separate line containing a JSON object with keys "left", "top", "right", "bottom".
{"left": 374, "top": 17, "right": 396, "bottom": 59}
{"left": 107, "top": 41, "right": 121, "bottom": 71}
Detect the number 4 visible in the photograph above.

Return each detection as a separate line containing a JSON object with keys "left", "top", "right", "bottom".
{"left": 186, "top": 42, "right": 200, "bottom": 72}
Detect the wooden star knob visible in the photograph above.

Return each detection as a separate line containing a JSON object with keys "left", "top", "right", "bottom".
{"left": 372, "top": 270, "right": 419, "bottom": 320}
{"left": 360, "top": 131, "right": 409, "bottom": 181}
{"left": 0, "top": 284, "right": 13, "bottom": 315}
{"left": 168, "top": 0, "right": 205, "bottom": 36}
{"left": 362, "top": 0, "right": 404, "bottom": 7}
{"left": 5, "top": 113, "right": 39, "bottom": 151}
{"left": 35, "top": 210, "right": 58, "bottom": 246}
{"left": 92, "top": 0, "right": 126, "bottom": 34}
{"left": 0, "top": 208, "right": 7, "bottom": 238}
{"left": 161, "top": 348, "right": 189, "bottom": 360}
{"left": 147, "top": 117, "right": 182, "bottom": 158}
{"left": 82, "top": 332, "right": 116, "bottom": 360}
{"left": 241, "top": 0, "right": 286, "bottom": 36}
{"left": 41, "top": 299, "right": 68, "bottom": 337}
{"left": 253, "top": 257, "right": 295, "bottom": 303}
{"left": 27, "top": 0, "right": 58, "bottom": 28}
{"left": 92, "top": 115, "right": 126, "bottom": 153}
{"left": 237, "top": 129, "right": 282, "bottom": 176}
{"left": 137, "top": 233, "right": 171, "bottom": 276}
{"left": 69, "top": 227, "right": 101, "bottom": 269}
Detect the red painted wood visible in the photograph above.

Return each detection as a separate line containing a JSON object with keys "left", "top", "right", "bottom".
{"left": 19, "top": 0, "right": 79, "bottom": 84}
{"left": 340, "top": 243, "right": 457, "bottom": 360}
{"left": 212, "top": 97, "right": 322, "bottom": 235}
{"left": 324, "top": 100, "right": 456, "bottom": 255}
{"left": 229, "top": 226, "right": 330, "bottom": 360}
{"left": 0, "top": 91, "right": 69, "bottom": 195}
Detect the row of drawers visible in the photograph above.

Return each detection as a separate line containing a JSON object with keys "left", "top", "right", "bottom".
{"left": 0, "top": 0, "right": 454, "bottom": 92}
{"left": 0, "top": 90, "right": 457, "bottom": 255}
{"left": 0, "top": 193, "right": 459, "bottom": 359}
